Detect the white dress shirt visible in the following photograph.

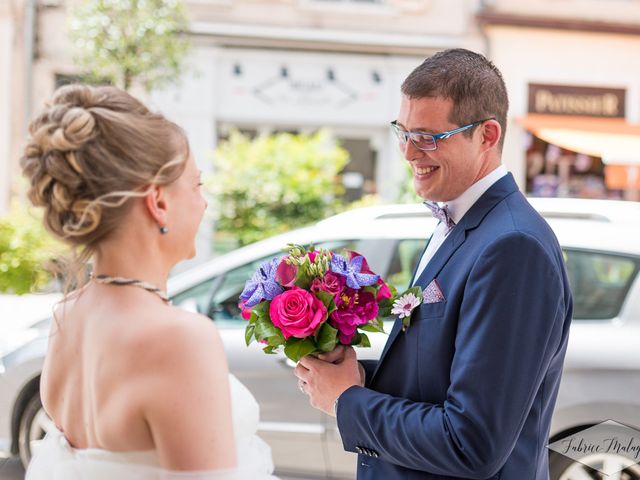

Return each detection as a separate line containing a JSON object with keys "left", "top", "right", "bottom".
{"left": 413, "top": 165, "right": 509, "bottom": 283}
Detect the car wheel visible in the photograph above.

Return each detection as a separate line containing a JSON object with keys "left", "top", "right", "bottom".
{"left": 550, "top": 450, "right": 640, "bottom": 480}
{"left": 18, "top": 393, "right": 54, "bottom": 468}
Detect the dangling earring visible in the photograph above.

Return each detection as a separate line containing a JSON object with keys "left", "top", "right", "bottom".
{"left": 159, "top": 226, "right": 169, "bottom": 234}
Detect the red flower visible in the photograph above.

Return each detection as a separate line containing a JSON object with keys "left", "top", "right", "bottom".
{"left": 311, "top": 271, "right": 346, "bottom": 298}
{"left": 239, "top": 300, "right": 252, "bottom": 320}
{"left": 376, "top": 279, "right": 392, "bottom": 301}
{"left": 276, "top": 257, "right": 298, "bottom": 288}
{"left": 330, "top": 288, "right": 379, "bottom": 344}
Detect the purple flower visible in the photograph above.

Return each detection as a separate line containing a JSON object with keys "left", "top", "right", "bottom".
{"left": 330, "top": 253, "right": 379, "bottom": 290}
{"left": 240, "top": 258, "right": 284, "bottom": 307}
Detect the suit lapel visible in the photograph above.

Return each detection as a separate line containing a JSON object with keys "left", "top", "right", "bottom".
{"left": 373, "top": 224, "right": 466, "bottom": 378}
{"left": 370, "top": 173, "right": 520, "bottom": 383}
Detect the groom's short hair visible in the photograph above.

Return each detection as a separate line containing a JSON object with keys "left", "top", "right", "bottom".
{"left": 401, "top": 48, "right": 509, "bottom": 150}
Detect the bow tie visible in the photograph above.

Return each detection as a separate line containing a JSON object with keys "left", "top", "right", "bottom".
{"left": 424, "top": 201, "right": 456, "bottom": 231}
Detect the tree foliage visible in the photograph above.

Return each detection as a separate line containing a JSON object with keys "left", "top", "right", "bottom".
{"left": 68, "top": 0, "right": 191, "bottom": 91}
{"left": 0, "top": 204, "right": 64, "bottom": 294}
{"left": 209, "top": 130, "right": 350, "bottom": 247}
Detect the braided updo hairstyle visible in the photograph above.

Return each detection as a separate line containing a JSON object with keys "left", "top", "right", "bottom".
{"left": 21, "top": 84, "right": 189, "bottom": 291}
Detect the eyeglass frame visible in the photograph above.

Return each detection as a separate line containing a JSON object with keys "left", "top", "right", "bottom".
{"left": 390, "top": 117, "right": 496, "bottom": 151}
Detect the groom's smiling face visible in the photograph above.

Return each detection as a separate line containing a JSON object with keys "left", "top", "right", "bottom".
{"left": 396, "top": 95, "right": 497, "bottom": 203}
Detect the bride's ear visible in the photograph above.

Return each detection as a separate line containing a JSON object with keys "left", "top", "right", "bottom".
{"left": 143, "top": 184, "right": 168, "bottom": 228}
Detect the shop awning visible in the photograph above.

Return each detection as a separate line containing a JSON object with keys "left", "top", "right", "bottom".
{"left": 516, "top": 114, "right": 640, "bottom": 165}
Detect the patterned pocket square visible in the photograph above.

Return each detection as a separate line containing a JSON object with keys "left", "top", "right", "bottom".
{"left": 423, "top": 279, "right": 445, "bottom": 304}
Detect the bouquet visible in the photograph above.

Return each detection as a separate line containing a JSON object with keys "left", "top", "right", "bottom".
{"left": 240, "top": 244, "right": 423, "bottom": 362}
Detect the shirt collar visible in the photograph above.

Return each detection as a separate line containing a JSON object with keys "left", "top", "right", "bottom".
{"left": 444, "top": 165, "right": 508, "bottom": 224}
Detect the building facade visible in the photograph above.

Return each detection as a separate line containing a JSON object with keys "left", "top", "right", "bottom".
{"left": 3, "top": 0, "right": 640, "bottom": 221}
{"left": 1, "top": 0, "right": 484, "bottom": 219}
{"left": 479, "top": 0, "right": 640, "bottom": 201}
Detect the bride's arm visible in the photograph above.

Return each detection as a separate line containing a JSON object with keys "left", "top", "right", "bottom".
{"left": 137, "top": 310, "right": 237, "bottom": 471}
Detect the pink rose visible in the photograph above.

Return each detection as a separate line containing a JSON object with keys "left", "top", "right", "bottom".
{"left": 308, "top": 250, "right": 318, "bottom": 263}
{"left": 311, "top": 271, "right": 346, "bottom": 298}
{"left": 239, "top": 300, "right": 252, "bottom": 320}
{"left": 331, "top": 289, "right": 379, "bottom": 344}
{"left": 269, "top": 287, "right": 328, "bottom": 339}
{"left": 276, "top": 257, "right": 298, "bottom": 288}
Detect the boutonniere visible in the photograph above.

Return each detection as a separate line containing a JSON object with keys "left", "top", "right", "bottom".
{"left": 391, "top": 286, "right": 423, "bottom": 332}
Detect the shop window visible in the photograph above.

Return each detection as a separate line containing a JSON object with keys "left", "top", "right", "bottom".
{"left": 338, "top": 137, "right": 377, "bottom": 202}
{"left": 525, "top": 135, "right": 622, "bottom": 199}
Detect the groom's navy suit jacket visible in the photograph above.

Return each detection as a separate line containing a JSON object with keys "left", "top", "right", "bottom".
{"left": 336, "top": 174, "right": 573, "bottom": 479}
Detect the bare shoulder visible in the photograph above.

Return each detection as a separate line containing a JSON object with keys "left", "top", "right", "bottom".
{"left": 132, "top": 306, "right": 236, "bottom": 469}
{"left": 132, "top": 306, "right": 228, "bottom": 377}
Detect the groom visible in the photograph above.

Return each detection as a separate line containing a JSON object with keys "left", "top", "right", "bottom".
{"left": 294, "top": 49, "right": 573, "bottom": 479}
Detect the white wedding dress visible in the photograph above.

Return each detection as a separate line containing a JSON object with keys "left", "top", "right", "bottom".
{"left": 26, "top": 375, "right": 278, "bottom": 480}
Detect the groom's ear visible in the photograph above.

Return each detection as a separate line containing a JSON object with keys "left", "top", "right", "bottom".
{"left": 479, "top": 119, "right": 501, "bottom": 152}
{"left": 143, "top": 184, "right": 168, "bottom": 226}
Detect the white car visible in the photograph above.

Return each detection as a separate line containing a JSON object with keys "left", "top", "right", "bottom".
{"left": 1, "top": 198, "right": 639, "bottom": 479}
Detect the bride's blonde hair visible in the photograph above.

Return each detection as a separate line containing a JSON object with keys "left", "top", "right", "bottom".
{"left": 20, "top": 84, "right": 189, "bottom": 293}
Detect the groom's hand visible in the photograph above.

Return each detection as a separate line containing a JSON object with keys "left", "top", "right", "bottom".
{"left": 318, "top": 346, "right": 366, "bottom": 385}
{"left": 294, "top": 346, "right": 363, "bottom": 417}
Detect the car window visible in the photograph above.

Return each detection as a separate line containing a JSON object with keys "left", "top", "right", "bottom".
{"left": 564, "top": 249, "right": 639, "bottom": 320}
{"left": 385, "top": 239, "right": 426, "bottom": 292}
{"left": 171, "top": 277, "right": 218, "bottom": 314}
{"left": 210, "top": 255, "right": 277, "bottom": 327}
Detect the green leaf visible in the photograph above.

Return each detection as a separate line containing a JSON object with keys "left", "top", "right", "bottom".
{"left": 351, "top": 332, "right": 371, "bottom": 348}
{"left": 267, "top": 329, "right": 286, "bottom": 347}
{"left": 248, "top": 310, "right": 258, "bottom": 325}
{"left": 316, "top": 323, "right": 339, "bottom": 353}
{"left": 253, "top": 301, "right": 271, "bottom": 318}
{"left": 284, "top": 338, "right": 318, "bottom": 362}
{"left": 359, "top": 317, "right": 385, "bottom": 334}
{"left": 254, "top": 315, "right": 280, "bottom": 340}
{"left": 262, "top": 345, "right": 279, "bottom": 355}
{"left": 378, "top": 298, "right": 394, "bottom": 318}
{"left": 314, "top": 291, "right": 337, "bottom": 316}
{"left": 397, "top": 286, "right": 423, "bottom": 300}
{"left": 244, "top": 324, "right": 255, "bottom": 346}
{"left": 402, "top": 316, "right": 412, "bottom": 332}
{"left": 293, "top": 265, "right": 313, "bottom": 290}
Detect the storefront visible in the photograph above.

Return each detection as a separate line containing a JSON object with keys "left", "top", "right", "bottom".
{"left": 518, "top": 83, "right": 640, "bottom": 201}
{"left": 480, "top": 12, "right": 640, "bottom": 202}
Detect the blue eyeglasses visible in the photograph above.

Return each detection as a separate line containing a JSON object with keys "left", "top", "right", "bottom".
{"left": 391, "top": 117, "right": 495, "bottom": 151}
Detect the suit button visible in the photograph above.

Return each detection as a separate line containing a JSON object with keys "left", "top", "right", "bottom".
{"left": 372, "top": 451, "right": 379, "bottom": 458}
{"left": 355, "top": 446, "right": 363, "bottom": 454}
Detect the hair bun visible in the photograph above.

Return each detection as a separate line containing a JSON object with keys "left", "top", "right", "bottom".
{"left": 48, "top": 107, "right": 96, "bottom": 153}
{"left": 21, "top": 83, "right": 188, "bottom": 251}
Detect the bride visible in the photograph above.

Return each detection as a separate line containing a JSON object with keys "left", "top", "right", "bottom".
{"left": 19, "top": 84, "right": 277, "bottom": 479}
